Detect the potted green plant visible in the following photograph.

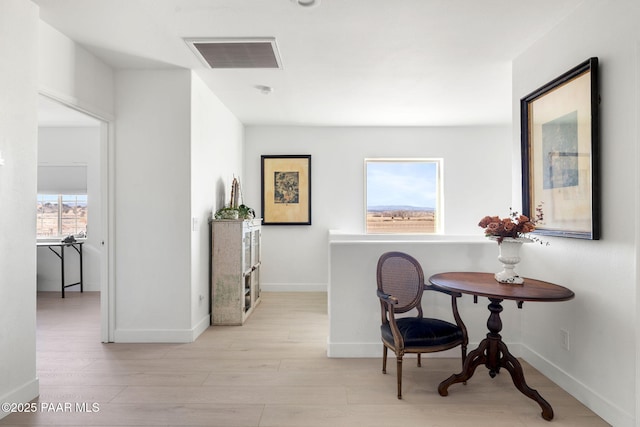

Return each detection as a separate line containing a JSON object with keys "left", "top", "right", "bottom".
{"left": 214, "top": 204, "right": 255, "bottom": 220}
{"left": 238, "top": 204, "right": 255, "bottom": 220}
{"left": 214, "top": 206, "right": 239, "bottom": 220}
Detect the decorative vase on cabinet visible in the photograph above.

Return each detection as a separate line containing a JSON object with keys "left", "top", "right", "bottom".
{"left": 211, "top": 218, "right": 262, "bottom": 325}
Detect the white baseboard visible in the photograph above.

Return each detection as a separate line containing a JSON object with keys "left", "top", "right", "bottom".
{"left": 113, "top": 313, "right": 212, "bottom": 343}
{"left": 261, "top": 283, "right": 327, "bottom": 292}
{"left": 114, "top": 326, "right": 202, "bottom": 343}
{"left": 521, "top": 345, "right": 633, "bottom": 427}
{"left": 0, "top": 378, "right": 39, "bottom": 420}
{"left": 190, "top": 314, "right": 211, "bottom": 341}
{"left": 36, "top": 279, "right": 100, "bottom": 292}
{"left": 114, "top": 329, "right": 193, "bottom": 343}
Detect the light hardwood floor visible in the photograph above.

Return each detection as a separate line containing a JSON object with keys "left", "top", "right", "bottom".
{"left": 1, "top": 291, "right": 609, "bottom": 426}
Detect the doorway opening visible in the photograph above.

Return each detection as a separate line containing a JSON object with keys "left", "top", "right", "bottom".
{"left": 37, "top": 94, "right": 112, "bottom": 342}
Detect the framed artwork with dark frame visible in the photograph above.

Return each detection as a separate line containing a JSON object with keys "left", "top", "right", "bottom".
{"left": 261, "top": 155, "right": 311, "bottom": 225}
{"left": 521, "top": 57, "right": 600, "bottom": 240}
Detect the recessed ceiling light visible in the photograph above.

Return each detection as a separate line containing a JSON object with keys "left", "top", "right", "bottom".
{"left": 291, "top": 0, "right": 320, "bottom": 7}
{"left": 255, "top": 85, "right": 273, "bottom": 95}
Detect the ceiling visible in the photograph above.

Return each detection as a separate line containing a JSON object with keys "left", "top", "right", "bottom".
{"left": 34, "top": 0, "right": 586, "bottom": 127}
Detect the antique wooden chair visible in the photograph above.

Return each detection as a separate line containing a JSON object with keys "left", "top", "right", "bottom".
{"left": 376, "top": 251, "right": 468, "bottom": 399}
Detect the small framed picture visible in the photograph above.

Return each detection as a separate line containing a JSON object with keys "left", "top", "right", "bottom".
{"left": 521, "top": 57, "right": 600, "bottom": 239}
{"left": 261, "top": 155, "right": 311, "bottom": 225}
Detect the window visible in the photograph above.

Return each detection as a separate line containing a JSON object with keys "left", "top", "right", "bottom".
{"left": 37, "top": 194, "right": 87, "bottom": 238}
{"left": 365, "top": 158, "right": 442, "bottom": 234}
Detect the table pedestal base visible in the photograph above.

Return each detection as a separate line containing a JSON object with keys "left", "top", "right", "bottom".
{"left": 437, "top": 298, "right": 554, "bottom": 421}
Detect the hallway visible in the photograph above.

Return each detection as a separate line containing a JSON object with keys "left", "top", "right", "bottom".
{"left": 1, "top": 291, "right": 608, "bottom": 426}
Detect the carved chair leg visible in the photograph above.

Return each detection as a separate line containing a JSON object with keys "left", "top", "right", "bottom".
{"left": 396, "top": 356, "right": 403, "bottom": 399}
{"left": 382, "top": 345, "right": 387, "bottom": 374}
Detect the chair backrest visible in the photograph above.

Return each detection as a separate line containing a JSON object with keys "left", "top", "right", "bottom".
{"left": 377, "top": 252, "right": 424, "bottom": 314}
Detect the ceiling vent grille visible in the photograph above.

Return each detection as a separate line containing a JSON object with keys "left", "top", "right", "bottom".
{"left": 185, "top": 38, "right": 282, "bottom": 69}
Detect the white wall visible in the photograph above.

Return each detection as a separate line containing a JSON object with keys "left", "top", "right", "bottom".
{"left": 37, "top": 126, "right": 102, "bottom": 292}
{"left": 328, "top": 235, "right": 520, "bottom": 357}
{"left": 190, "top": 71, "right": 244, "bottom": 334}
{"left": 0, "top": 0, "right": 40, "bottom": 419}
{"left": 38, "top": 21, "right": 114, "bottom": 120}
{"left": 113, "top": 69, "right": 193, "bottom": 342}
{"left": 244, "top": 125, "right": 512, "bottom": 291}
{"left": 512, "top": 1, "right": 639, "bottom": 425}
{"left": 113, "top": 70, "right": 245, "bottom": 342}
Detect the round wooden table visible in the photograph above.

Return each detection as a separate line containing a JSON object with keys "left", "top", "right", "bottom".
{"left": 428, "top": 272, "right": 575, "bottom": 421}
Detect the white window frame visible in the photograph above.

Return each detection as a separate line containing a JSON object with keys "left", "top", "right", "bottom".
{"left": 37, "top": 193, "right": 88, "bottom": 239}
{"left": 364, "top": 158, "right": 443, "bottom": 234}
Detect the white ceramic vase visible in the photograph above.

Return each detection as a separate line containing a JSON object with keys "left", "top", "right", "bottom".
{"left": 494, "top": 237, "right": 530, "bottom": 284}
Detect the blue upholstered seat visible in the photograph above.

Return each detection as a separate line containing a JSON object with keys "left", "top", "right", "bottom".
{"left": 381, "top": 317, "right": 464, "bottom": 348}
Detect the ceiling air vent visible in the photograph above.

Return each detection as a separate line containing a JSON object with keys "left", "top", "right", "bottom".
{"left": 185, "top": 38, "right": 282, "bottom": 69}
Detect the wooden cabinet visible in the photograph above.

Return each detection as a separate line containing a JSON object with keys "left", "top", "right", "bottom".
{"left": 211, "top": 219, "right": 261, "bottom": 325}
